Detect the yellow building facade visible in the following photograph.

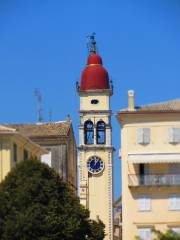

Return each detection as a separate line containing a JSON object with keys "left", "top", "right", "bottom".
{"left": 0, "top": 125, "right": 47, "bottom": 182}
{"left": 6, "top": 121, "right": 77, "bottom": 192}
{"left": 117, "top": 92, "right": 180, "bottom": 240}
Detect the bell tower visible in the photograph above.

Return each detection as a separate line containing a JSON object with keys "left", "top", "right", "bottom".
{"left": 77, "top": 35, "right": 114, "bottom": 240}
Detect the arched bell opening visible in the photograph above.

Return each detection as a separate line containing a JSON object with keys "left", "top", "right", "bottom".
{"left": 84, "top": 120, "right": 94, "bottom": 145}
{"left": 96, "top": 121, "right": 106, "bottom": 144}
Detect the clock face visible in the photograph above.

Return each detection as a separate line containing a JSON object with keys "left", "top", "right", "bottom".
{"left": 87, "top": 156, "right": 104, "bottom": 174}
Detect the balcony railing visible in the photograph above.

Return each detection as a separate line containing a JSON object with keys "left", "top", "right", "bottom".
{"left": 128, "top": 174, "right": 180, "bottom": 187}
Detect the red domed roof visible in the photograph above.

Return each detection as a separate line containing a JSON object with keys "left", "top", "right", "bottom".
{"left": 87, "top": 53, "right": 102, "bottom": 65}
{"left": 80, "top": 53, "right": 110, "bottom": 91}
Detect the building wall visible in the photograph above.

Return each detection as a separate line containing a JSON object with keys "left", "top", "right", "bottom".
{"left": 80, "top": 92, "right": 110, "bottom": 111}
{"left": 32, "top": 130, "right": 77, "bottom": 192}
{"left": 79, "top": 93, "right": 113, "bottom": 240}
{"left": 0, "top": 136, "right": 42, "bottom": 183}
{"left": 0, "top": 141, "right": 11, "bottom": 182}
{"left": 120, "top": 113, "right": 180, "bottom": 240}
{"left": 67, "top": 127, "right": 77, "bottom": 191}
{"left": 50, "top": 145, "right": 67, "bottom": 179}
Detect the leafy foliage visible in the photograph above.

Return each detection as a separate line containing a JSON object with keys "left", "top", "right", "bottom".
{"left": 135, "top": 228, "right": 180, "bottom": 240}
{"left": 152, "top": 228, "right": 180, "bottom": 240}
{"left": 0, "top": 159, "right": 105, "bottom": 240}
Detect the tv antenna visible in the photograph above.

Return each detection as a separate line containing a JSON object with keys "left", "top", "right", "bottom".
{"left": 49, "top": 108, "right": 52, "bottom": 122}
{"left": 34, "top": 88, "right": 43, "bottom": 123}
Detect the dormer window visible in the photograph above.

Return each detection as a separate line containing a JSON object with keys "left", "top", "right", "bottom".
{"left": 96, "top": 121, "right": 106, "bottom": 144}
{"left": 84, "top": 121, "right": 94, "bottom": 145}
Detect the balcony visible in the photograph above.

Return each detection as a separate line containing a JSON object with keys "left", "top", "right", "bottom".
{"left": 128, "top": 174, "right": 180, "bottom": 187}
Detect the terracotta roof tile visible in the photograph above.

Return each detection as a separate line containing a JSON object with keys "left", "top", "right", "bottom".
{"left": 137, "top": 99, "right": 180, "bottom": 111}
{"left": 5, "top": 121, "right": 71, "bottom": 137}
{"left": 119, "top": 99, "right": 180, "bottom": 113}
{"left": 0, "top": 125, "right": 16, "bottom": 132}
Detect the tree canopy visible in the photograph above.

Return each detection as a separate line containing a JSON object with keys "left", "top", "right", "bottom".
{"left": 0, "top": 159, "right": 105, "bottom": 240}
{"left": 135, "top": 228, "right": 180, "bottom": 240}
{"left": 152, "top": 228, "right": 180, "bottom": 240}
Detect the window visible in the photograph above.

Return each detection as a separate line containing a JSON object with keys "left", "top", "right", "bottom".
{"left": 171, "top": 227, "right": 180, "bottom": 235}
{"left": 41, "top": 151, "right": 52, "bottom": 167}
{"left": 13, "top": 143, "right": 17, "bottom": 162}
{"left": 96, "top": 121, "right": 106, "bottom": 144}
{"left": 138, "top": 196, "right": 151, "bottom": 211}
{"left": 84, "top": 121, "right": 94, "bottom": 145}
{"left": 91, "top": 99, "right": 99, "bottom": 104}
{"left": 168, "top": 128, "right": 180, "bottom": 144}
{"left": 169, "top": 195, "right": 180, "bottom": 211}
{"left": 24, "top": 149, "right": 29, "bottom": 160}
{"left": 138, "top": 228, "right": 152, "bottom": 240}
{"left": 137, "top": 128, "right": 150, "bottom": 145}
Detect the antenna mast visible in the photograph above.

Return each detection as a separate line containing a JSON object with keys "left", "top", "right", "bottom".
{"left": 34, "top": 88, "right": 43, "bottom": 123}
{"left": 49, "top": 108, "right": 52, "bottom": 122}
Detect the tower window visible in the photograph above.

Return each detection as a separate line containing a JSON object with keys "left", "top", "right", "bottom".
{"left": 97, "top": 121, "right": 106, "bottom": 144}
{"left": 84, "top": 121, "right": 94, "bottom": 145}
{"left": 91, "top": 99, "right": 99, "bottom": 104}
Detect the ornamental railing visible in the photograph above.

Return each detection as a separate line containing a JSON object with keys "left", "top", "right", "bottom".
{"left": 128, "top": 174, "right": 180, "bottom": 187}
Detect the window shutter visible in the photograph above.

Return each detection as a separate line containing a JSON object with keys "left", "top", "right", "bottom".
{"left": 145, "top": 197, "right": 151, "bottom": 210}
{"left": 175, "top": 128, "right": 180, "bottom": 143}
{"left": 171, "top": 227, "right": 180, "bottom": 234}
{"left": 146, "top": 229, "right": 152, "bottom": 240}
{"left": 168, "top": 128, "right": 174, "bottom": 143}
{"left": 138, "top": 196, "right": 151, "bottom": 211}
{"left": 137, "top": 128, "right": 150, "bottom": 145}
{"left": 138, "top": 197, "right": 145, "bottom": 211}
{"left": 137, "top": 128, "right": 143, "bottom": 144}
{"left": 169, "top": 128, "right": 180, "bottom": 143}
{"left": 169, "top": 195, "right": 180, "bottom": 210}
{"left": 143, "top": 128, "right": 150, "bottom": 144}
{"left": 175, "top": 196, "right": 180, "bottom": 210}
{"left": 138, "top": 228, "right": 151, "bottom": 240}
{"left": 169, "top": 195, "right": 175, "bottom": 210}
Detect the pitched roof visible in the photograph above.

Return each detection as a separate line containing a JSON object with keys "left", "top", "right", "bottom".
{"left": 0, "top": 125, "right": 47, "bottom": 154}
{"left": 0, "top": 125, "right": 16, "bottom": 132}
{"left": 5, "top": 121, "right": 71, "bottom": 138}
{"left": 119, "top": 99, "right": 180, "bottom": 113}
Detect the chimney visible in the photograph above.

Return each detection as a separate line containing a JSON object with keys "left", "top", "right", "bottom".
{"left": 128, "top": 90, "right": 135, "bottom": 111}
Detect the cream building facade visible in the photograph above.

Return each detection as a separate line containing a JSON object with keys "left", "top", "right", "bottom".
{"left": 0, "top": 125, "right": 46, "bottom": 182}
{"left": 77, "top": 36, "right": 114, "bottom": 240}
{"left": 117, "top": 92, "right": 180, "bottom": 240}
{"left": 6, "top": 121, "right": 77, "bottom": 192}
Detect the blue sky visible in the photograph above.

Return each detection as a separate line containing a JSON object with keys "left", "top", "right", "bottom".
{"left": 0, "top": 0, "right": 180, "bottom": 199}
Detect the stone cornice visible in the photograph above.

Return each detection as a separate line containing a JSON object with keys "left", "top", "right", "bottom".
{"left": 30, "top": 136, "right": 67, "bottom": 146}
{"left": 78, "top": 145, "right": 115, "bottom": 151}
{"left": 79, "top": 110, "right": 112, "bottom": 115}
{"left": 77, "top": 88, "right": 113, "bottom": 96}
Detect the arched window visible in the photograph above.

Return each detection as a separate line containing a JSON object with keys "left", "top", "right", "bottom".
{"left": 96, "top": 121, "right": 106, "bottom": 144}
{"left": 84, "top": 120, "right": 94, "bottom": 145}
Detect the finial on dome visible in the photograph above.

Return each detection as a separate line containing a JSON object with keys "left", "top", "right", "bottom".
{"left": 87, "top": 32, "right": 97, "bottom": 54}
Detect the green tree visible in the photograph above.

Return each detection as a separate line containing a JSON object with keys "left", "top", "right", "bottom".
{"left": 135, "top": 228, "right": 180, "bottom": 240}
{"left": 152, "top": 228, "right": 180, "bottom": 240}
{"left": 0, "top": 159, "right": 105, "bottom": 240}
